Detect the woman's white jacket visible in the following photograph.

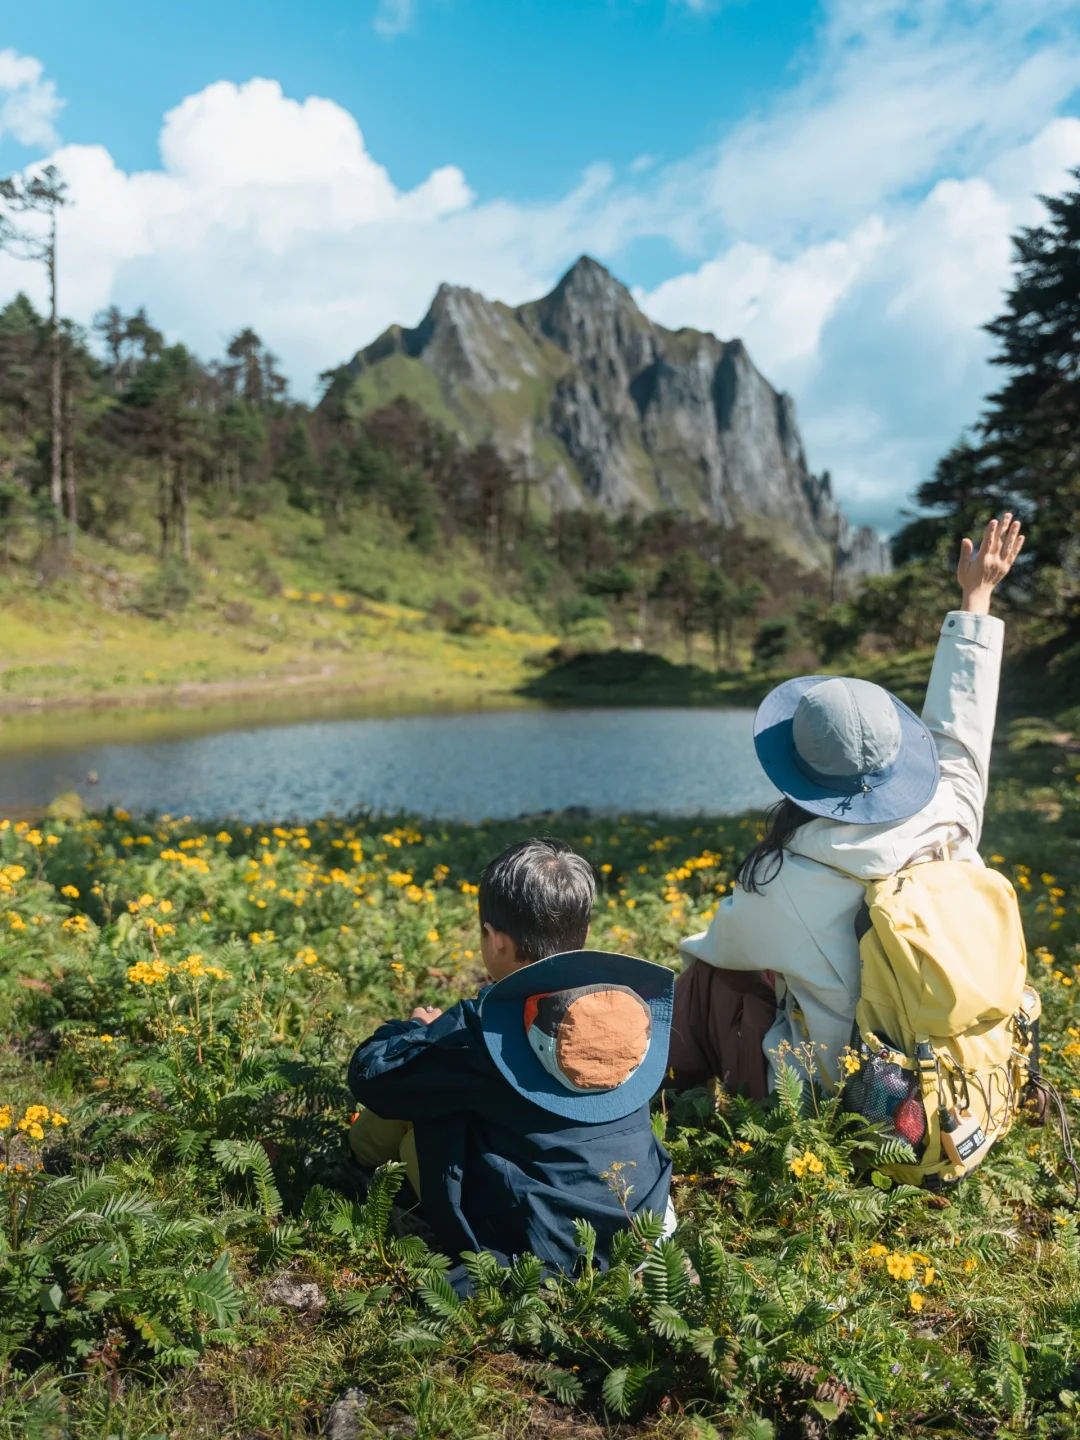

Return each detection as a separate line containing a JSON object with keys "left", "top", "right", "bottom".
{"left": 679, "top": 610, "right": 1005, "bottom": 1085}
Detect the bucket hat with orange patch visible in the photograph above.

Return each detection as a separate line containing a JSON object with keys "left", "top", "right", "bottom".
{"left": 478, "top": 950, "right": 674, "bottom": 1122}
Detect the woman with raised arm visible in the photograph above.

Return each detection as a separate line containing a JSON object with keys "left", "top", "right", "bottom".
{"left": 669, "top": 515, "right": 1026, "bottom": 1096}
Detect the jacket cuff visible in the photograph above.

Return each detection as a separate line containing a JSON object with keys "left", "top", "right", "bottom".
{"left": 940, "top": 610, "right": 1004, "bottom": 652}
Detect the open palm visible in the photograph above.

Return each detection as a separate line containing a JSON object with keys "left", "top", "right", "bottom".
{"left": 957, "top": 513, "right": 1025, "bottom": 602}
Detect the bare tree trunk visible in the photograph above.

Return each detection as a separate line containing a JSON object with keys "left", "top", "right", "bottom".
{"left": 159, "top": 451, "right": 171, "bottom": 559}
{"left": 176, "top": 463, "right": 190, "bottom": 561}
{"left": 64, "top": 390, "right": 76, "bottom": 552}
{"left": 48, "top": 212, "right": 62, "bottom": 514}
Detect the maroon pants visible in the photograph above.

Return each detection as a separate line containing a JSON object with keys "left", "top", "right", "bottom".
{"left": 666, "top": 962, "right": 777, "bottom": 1101}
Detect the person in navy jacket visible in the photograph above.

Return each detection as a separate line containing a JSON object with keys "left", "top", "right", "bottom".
{"left": 346, "top": 837, "right": 674, "bottom": 1281}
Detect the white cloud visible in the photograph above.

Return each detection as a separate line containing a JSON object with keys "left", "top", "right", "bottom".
{"left": 0, "top": 48, "right": 63, "bottom": 149}
{"left": 374, "top": 0, "right": 415, "bottom": 39}
{"left": 638, "top": 218, "right": 887, "bottom": 377}
{"left": 703, "top": 0, "right": 1080, "bottom": 244}
{"left": 2, "top": 1, "right": 1078, "bottom": 534}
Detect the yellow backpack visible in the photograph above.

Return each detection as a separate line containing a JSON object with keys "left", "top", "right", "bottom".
{"left": 842, "top": 853, "right": 1040, "bottom": 1187}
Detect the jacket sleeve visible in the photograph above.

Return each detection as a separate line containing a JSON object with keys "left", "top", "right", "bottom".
{"left": 347, "top": 1002, "right": 489, "bottom": 1120}
{"left": 921, "top": 611, "right": 1005, "bottom": 845}
{"left": 679, "top": 888, "right": 773, "bottom": 973}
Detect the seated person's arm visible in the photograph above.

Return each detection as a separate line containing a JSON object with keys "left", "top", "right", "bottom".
{"left": 347, "top": 1003, "right": 479, "bottom": 1121}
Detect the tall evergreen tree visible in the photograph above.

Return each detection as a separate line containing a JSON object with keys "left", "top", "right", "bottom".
{"left": 980, "top": 169, "right": 1080, "bottom": 592}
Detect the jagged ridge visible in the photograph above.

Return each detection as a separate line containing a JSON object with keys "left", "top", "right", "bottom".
{"left": 338, "top": 256, "right": 887, "bottom": 574}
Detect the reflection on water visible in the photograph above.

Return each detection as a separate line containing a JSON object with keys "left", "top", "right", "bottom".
{"left": 0, "top": 706, "right": 778, "bottom": 822}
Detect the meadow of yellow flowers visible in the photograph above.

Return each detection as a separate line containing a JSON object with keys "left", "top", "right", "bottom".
{"left": 2, "top": 731, "right": 1080, "bottom": 1437}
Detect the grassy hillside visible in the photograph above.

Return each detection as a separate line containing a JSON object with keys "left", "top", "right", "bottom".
{"left": 0, "top": 497, "right": 559, "bottom": 715}
{"left": 2, "top": 718, "right": 1080, "bottom": 1437}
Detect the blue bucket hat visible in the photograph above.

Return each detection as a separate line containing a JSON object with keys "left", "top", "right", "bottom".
{"left": 478, "top": 951, "right": 674, "bottom": 1122}
{"left": 753, "top": 675, "right": 939, "bottom": 825}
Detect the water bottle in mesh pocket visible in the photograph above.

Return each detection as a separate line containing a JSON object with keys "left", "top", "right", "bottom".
{"left": 843, "top": 1044, "right": 927, "bottom": 1155}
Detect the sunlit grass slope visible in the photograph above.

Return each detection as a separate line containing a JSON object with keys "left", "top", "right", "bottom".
{"left": 0, "top": 501, "right": 555, "bottom": 712}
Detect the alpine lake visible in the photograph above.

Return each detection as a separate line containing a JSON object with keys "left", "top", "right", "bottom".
{"left": 0, "top": 693, "right": 778, "bottom": 822}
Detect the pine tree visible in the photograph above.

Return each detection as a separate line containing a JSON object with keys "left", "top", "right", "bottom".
{"left": 980, "top": 169, "right": 1080, "bottom": 594}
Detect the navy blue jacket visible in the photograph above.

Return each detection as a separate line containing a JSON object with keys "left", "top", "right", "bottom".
{"left": 347, "top": 995, "right": 672, "bottom": 1276}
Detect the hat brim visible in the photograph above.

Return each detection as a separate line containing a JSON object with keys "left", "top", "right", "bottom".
{"left": 479, "top": 951, "right": 674, "bottom": 1122}
{"left": 753, "top": 676, "right": 940, "bottom": 825}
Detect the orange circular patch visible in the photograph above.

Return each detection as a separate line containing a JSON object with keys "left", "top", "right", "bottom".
{"left": 554, "top": 989, "right": 651, "bottom": 1090}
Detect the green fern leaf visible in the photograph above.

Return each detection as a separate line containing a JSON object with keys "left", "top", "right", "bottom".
{"left": 542, "top": 1369, "right": 585, "bottom": 1405}
{"left": 184, "top": 1255, "right": 243, "bottom": 1328}
{"left": 734, "top": 1416, "right": 775, "bottom": 1440}
{"left": 462, "top": 1250, "right": 504, "bottom": 1291}
{"left": 393, "top": 1321, "right": 445, "bottom": 1351}
{"left": 775, "top": 1062, "right": 806, "bottom": 1118}
{"left": 649, "top": 1302, "right": 691, "bottom": 1340}
{"left": 602, "top": 1366, "right": 633, "bottom": 1416}
{"left": 642, "top": 1239, "right": 688, "bottom": 1307}
{"left": 573, "top": 1219, "right": 597, "bottom": 1273}
{"left": 257, "top": 1223, "right": 304, "bottom": 1272}
{"left": 361, "top": 1162, "right": 405, "bottom": 1243}
{"left": 508, "top": 1252, "right": 542, "bottom": 1301}
{"left": 420, "top": 1272, "right": 463, "bottom": 1321}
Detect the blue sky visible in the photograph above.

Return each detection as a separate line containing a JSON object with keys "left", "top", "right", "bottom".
{"left": 1, "top": 0, "right": 1079, "bottom": 531}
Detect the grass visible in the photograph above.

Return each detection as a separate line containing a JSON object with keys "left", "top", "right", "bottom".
{"left": 0, "top": 502, "right": 557, "bottom": 717}
{"left": 3, "top": 714, "right": 1080, "bottom": 1437}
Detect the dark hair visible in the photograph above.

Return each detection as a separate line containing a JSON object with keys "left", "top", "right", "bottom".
{"left": 479, "top": 837, "right": 596, "bottom": 965}
{"left": 735, "top": 799, "right": 815, "bottom": 894}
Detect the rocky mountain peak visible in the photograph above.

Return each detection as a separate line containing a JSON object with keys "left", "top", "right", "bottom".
{"left": 341, "top": 258, "right": 888, "bottom": 576}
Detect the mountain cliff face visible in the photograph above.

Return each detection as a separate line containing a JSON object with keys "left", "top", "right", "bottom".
{"left": 339, "top": 256, "right": 888, "bottom": 573}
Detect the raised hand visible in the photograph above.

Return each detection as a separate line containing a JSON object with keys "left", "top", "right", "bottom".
{"left": 957, "top": 513, "right": 1025, "bottom": 615}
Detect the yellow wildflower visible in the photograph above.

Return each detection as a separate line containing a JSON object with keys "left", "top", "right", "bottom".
{"left": 866, "top": 1243, "right": 889, "bottom": 1259}
{"left": 60, "top": 884, "right": 80, "bottom": 898}
{"left": 908, "top": 1293, "right": 925, "bottom": 1312}
{"left": 886, "top": 1252, "right": 916, "bottom": 1281}
{"left": 127, "top": 958, "right": 171, "bottom": 985}
{"left": 789, "top": 1148, "right": 824, "bottom": 1178}
{"left": 963, "top": 1257, "right": 978, "bottom": 1273}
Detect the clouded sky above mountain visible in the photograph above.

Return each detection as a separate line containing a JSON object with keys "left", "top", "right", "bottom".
{"left": 2, "top": 0, "right": 1079, "bottom": 532}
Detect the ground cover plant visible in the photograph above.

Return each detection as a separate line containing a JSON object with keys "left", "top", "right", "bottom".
{"left": 4, "top": 719, "right": 1080, "bottom": 1437}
